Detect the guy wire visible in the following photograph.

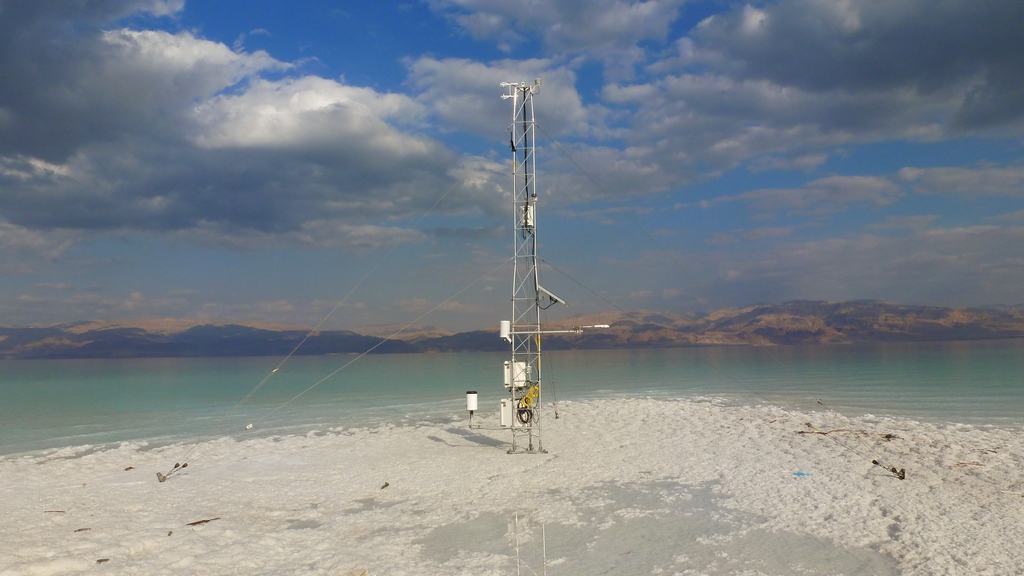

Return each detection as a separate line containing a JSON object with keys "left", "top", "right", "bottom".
{"left": 168, "top": 257, "right": 512, "bottom": 473}
{"left": 162, "top": 141, "right": 499, "bottom": 478}
{"left": 252, "top": 258, "right": 511, "bottom": 426}
{"left": 170, "top": 178, "right": 466, "bottom": 469}
{"left": 536, "top": 129, "right": 906, "bottom": 479}
{"left": 536, "top": 123, "right": 689, "bottom": 280}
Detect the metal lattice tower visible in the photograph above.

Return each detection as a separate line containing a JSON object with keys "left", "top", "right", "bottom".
{"left": 499, "top": 79, "right": 555, "bottom": 453}
{"left": 492, "top": 80, "right": 608, "bottom": 454}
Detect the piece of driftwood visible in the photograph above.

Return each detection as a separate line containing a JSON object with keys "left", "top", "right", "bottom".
{"left": 951, "top": 461, "right": 984, "bottom": 468}
{"left": 186, "top": 517, "right": 221, "bottom": 526}
{"left": 797, "top": 428, "right": 851, "bottom": 435}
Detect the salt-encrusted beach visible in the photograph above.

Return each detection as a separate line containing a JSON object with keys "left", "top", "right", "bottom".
{"left": 1, "top": 397, "right": 1022, "bottom": 575}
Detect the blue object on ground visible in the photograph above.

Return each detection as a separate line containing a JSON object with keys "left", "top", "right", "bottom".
{"left": 794, "top": 471, "right": 813, "bottom": 477}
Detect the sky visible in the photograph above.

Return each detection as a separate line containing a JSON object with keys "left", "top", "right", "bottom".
{"left": 0, "top": 0, "right": 1022, "bottom": 331}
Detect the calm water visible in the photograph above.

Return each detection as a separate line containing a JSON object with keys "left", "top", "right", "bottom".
{"left": 1, "top": 340, "right": 1022, "bottom": 455}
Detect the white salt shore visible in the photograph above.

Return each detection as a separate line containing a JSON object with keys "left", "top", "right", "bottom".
{"left": 1, "top": 397, "right": 1023, "bottom": 575}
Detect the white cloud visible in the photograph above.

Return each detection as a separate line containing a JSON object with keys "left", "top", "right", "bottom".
{"left": 604, "top": 70, "right": 955, "bottom": 172}
{"left": 407, "top": 57, "right": 597, "bottom": 139}
{"left": 868, "top": 215, "right": 940, "bottom": 231}
{"left": 397, "top": 297, "right": 430, "bottom": 312}
{"left": 295, "top": 222, "right": 427, "bottom": 250}
{"left": 258, "top": 299, "right": 295, "bottom": 314}
{"left": 898, "top": 165, "right": 1024, "bottom": 197}
{"left": 35, "top": 282, "right": 74, "bottom": 291}
{"left": 742, "top": 226, "right": 797, "bottom": 240}
{"left": 443, "top": 155, "right": 508, "bottom": 217}
{"left": 990, "top": 209, "right": 1024, "bottom": 222}
{"left": 101, "top": 29, "right": 283, "bottom": 97}
{"left": 749, "top": 153, "right": 829, "bottom": 172}
{"left": 685, "top": 0, "right": 1024, "bottom": 129}
{"left": 704, "top": 233, "right": 738, "bottom": 246}
{"left": 738, "top": 5, "right": 769, "bottom": 35}
{"left": 715, "top": 176, "right": 904, "bottom": 216}
{"left": 0, "top": 16, "right": 491, "bottom": 247}
{"left": 542, "top": 143, "right": 682, "bottom": 203}
{"left": 427, "top": 0, "right": 686, "bottom": 56}
{"left": 697, "top": 225, "right": 1024, "bottom": 307}
{"left": 0, "top": 222, "right": 79, "bottom": 267}
{"left": 0, "top": 155, "right": 74, "bottom": 181}
{"left": 133, "top": 0, "right": 185, "bottom": 17}
{"left": 192, "top": 76, "right": 430, "bottom": 157}
{"left": 576, "top": 0, "right": 1024, "bottom": 182}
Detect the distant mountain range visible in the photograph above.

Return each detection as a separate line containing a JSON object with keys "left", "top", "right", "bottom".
{"left": 2, "top": 301, "right": 1022, "bottom": 360}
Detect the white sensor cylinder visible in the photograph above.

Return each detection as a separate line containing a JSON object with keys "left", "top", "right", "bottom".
{"left": 500, "top": 398, "right": 513, "bottom": 427}
{"left": 466, "top": 391, "right": 478, "bottom": 411}
{"left": 500, "top": 320, "right": 511, "bottom": 341}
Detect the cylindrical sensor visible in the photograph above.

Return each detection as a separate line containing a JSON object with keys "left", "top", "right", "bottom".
{"left": 466, "top": 391, "right": 478, "bottom": 411}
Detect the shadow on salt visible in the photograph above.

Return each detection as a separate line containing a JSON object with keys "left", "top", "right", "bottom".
{"left": 417, "top": 481, "right": 899, "bottom": 575}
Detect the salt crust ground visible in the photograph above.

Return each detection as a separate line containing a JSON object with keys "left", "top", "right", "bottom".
{"left": 1, "top": 397, "right": 1022, "bottom": 575}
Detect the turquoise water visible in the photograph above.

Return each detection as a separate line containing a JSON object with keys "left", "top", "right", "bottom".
{"left": 1, "top": 340, "right": 1022, "bottom": 455}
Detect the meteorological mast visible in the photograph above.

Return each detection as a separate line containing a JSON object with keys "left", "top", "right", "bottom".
{"left": 476, "top": 79, "right": 607, "bottom": 454}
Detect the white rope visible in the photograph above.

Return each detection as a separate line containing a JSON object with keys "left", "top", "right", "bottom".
{"left": 252, "top": 258, "right": 512, "bottom": 426}
{"left": 169, "top": 257, "right": 512, "bottom": 471}
{"left": 163, "top": 143, "right": 496, "bottom": 477}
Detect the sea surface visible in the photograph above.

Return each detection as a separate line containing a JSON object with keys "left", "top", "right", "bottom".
{"left": 2, "top": 339, "right": 1022, "bottom": 456}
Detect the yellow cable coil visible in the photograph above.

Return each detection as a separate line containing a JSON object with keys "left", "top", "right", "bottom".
{"left": 520, "top": 385, "right": 540, "bottom": 407}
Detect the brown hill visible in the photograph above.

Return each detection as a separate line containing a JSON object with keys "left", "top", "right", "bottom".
{"left": 527, "top": 301, "right": 1024, "bottom": 348}
{"left": 1, "top": 301, "right": 1021, "bottom": 359}
{"left": 348, "top": 323, "right": 455, "bottom": 340}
